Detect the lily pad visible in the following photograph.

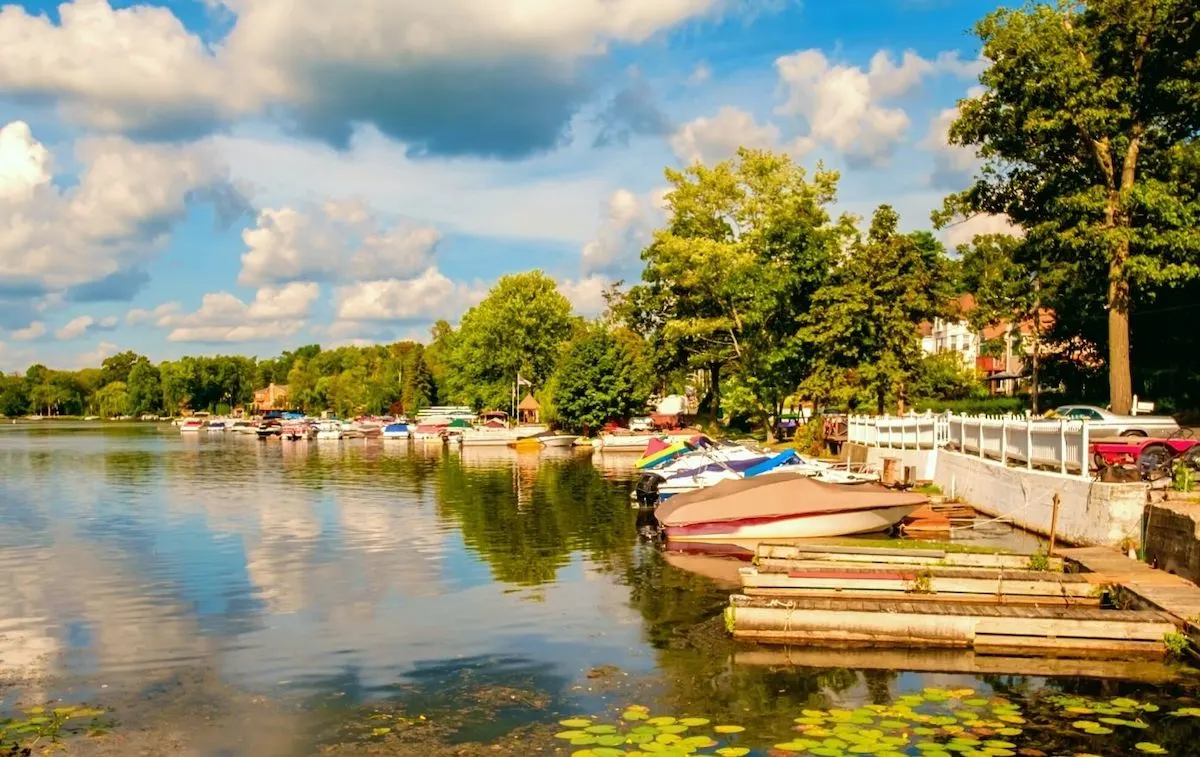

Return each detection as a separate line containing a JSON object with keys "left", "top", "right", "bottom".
{"left": 647, "top": 716, "right": 677, "bottom": 726}
{"left": 370, "top": 727, "right": 391, "bottom": 736}
{"left": 586, "top": 725, "right": 618, "bottom": 734}
{"left": 561, "top": 718, "right": 593, "bottom": 728}
{"left": 1134, "top": 744, "right": 1167, "bottom": 755}
{"left": 679, "top": 717, "right": 710, "bottom": 727}
{"left": 716, "top": 750, "right": 750, "bottom": 757}
{"left": 556, "top": 731, "right": 589, "bottom": 740}
{"left": 624, "top": 710, "right": 650, "bottom": 721}
{"left": 596, "top": 735, "right": 625, "bottom": 747}
{"left": 713, "top": 725, "right": 745, "bottom": 734}
{"left": 571, "top": 735, "right": 598, "bottom": 746}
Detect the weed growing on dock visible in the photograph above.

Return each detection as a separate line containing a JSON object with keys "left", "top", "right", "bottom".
{"left": 907, "top": 570, "right": 934, "bottom": 594}
{"left": 1027, "top": 548, "right": 1051, "bottom": 572}
{"left": 1163, "top": 630, "right": 1191, "bottom": 657}
{"left": 0, "top": 704, "right": 109, "bottom": 755}
{"left": 1172, "top": 459, "right": 1195, "bottom": 493}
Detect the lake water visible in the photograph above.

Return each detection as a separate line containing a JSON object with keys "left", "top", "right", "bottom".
{"left": 2, "top": 423, "right": 1199, "bottom": 756}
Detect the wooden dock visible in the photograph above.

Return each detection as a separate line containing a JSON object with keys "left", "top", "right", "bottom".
{"left": 723, "top": 542, "right": 1186, "bottom": 657}
{"left": 727, "top": 595, "right": 1176, "bottom": 656}
{"left": 1062, "top": 546, "right": 1200, "bottom": 635}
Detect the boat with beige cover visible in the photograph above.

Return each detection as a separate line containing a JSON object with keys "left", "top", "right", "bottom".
{"left": 655, "top": 475, "right": 928, "bottom": 542}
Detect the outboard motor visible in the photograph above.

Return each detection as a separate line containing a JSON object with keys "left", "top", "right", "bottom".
{"left": 634, "top": 472, "right": 664, "bottom": 506}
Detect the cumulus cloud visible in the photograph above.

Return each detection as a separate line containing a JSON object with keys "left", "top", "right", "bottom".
{"left": 0, "top": 0, "right": 773, "bottom": 157}
{"left": 592, "top": 74, "right": 672, "bottom": 148}
{"left": 125, "top": 302, "right": 180, "bottom": 326}
{"left": 10, "top": 320, "right": 46, "bottom": 341}
{"left": 774, "top": 48, "right": 979, "bottom": 167}
{"left": 580, "top": 188, "right": 668, "bottom": 275}
{"left": 334, "top": 268, "right": 484, "bottom": 323}
{"left": 75, "top": 340, "right": 119, "bottom": 369}
{"left": 238, "top": 200, "right": 441, "bottom": 286}
{"left": 151, "top": 282, "right": 320, "bottom": 343}
{"left": 0, "top": 120, "right": 242, "bottom": 303}
{"left": 921, "top": 86, "right": 986, "bottom": 189}
{"left": 669, "top": 106, "right": 812, "bottom": 166}
{"left": 557, "top": 275, "right": 612, "bottom": 316}
{"left": 944, "top": 213, "right": 1022, "bottom": 248}
{"left": 688, "top": 62, "right": 712, "bottom": 85}
{"left": 56, "top": 315, "right": 94, "bottom": 340}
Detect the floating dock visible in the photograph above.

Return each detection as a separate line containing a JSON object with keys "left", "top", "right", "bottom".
{"left": 726, "top": 542, "right": 1184, "bottom": 657}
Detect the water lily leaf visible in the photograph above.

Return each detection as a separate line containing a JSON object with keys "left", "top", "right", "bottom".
{"left": 593, "top": 748, "right": 625, "bottom": 757}
{"left": 679, "top": 718, "right": 710, "bottom": 727}
{"left": 984, "top": 741, "right": 1016, "bottom": 749}
{"left": 586, "top": 725, "right": 618, "bottom": 734}
{"left": 963, "top": 699, "right": 989, "bottom": 707}
{"left": 795, "top": 717, "right": 827, "bottom": 726}
{"left": 24, "top": 707, "right": 45, "bottom": 715}
{"left": 713, "top": 725, "right": 745, "bottom": 734}
{"left": 804, "top": 709, "right": 829, "bottom": 718}
{"left": 628, "top": 733, "right": 654, "bottom": 745}
{"left": 370, "top": 727, "right": 391, "bottom": 736}
{"left": 684, "top": 736, "right": 718, "bottom": 748}
{"left": 987, "top": 750, "right": 1015, "bottom": 757}
{"left": 624, "top": 710, "right": 650, "bottom": 721}
{"left": 659, "top": 725, "right": 689, "bottom": 734}
{"left": 879, "top": 720, "right": 909, "bottom": 730}
{"left": 1134, "top": 744, "right": 1167, "bottom": 755}
{"left": 1112, "top": 698, "right": 1140, "bottom": 708}
{"left": 916, "top": 743, "right": 946, "bottom": 751}
{"left": 571, "top": 735, "right": 598, "bottom": 746}
{"left": 647, "top": 717, "right": 677, "bottom": 726}
{"left": 809, "top": 749, "right": 845, "bottom": 757}
{"left": 1140, "top": 704, "right": 1160, "bottom": 713}
{"left": 597, "top": 735, "right": 625, "bottom": 747}
{"left": 1064, "top": 706, "right": 1094, "bottom": 714}
{"left": 573, "top": 751, "right": 598, "bottom": 757}
{"left": 997, "top": 716, "right": 1025, "bottom": 724}
{"left": 848, "top": 745, "right": 883, "bottom": 755}
{"left": 996, "top": 728, "right": 1022, "bottom": 737}
{"left": 656, "top": 733, "right": 682, "bottom": 745}
{"left": 775, "top": 743, "right": 813, "bottom": 753}
{"left": 913, "top": 727, "right": 937, "bottom": 736}
{"left": 556, "top": 731, "right": 589, "bottom": 740}
{"left": 561, "top": 718, "right": 593, "bottom": 728}
{"left": 716, "top": 749, "right": 750, "bottom": 757}
{"left": 805, "top": 728, "right": 834, "bottom": 738}
{"left": 641, "top": 744, "right": 666, "bottom": 754}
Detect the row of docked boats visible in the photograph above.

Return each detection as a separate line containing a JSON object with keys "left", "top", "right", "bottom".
{"left": 631, "top": 436, "right": 927, "bottom": 543}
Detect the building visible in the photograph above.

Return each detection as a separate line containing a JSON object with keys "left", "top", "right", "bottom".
{"left": 517, "top": 394, "right": 541, "bottom": 425}
{"left": 253, "top": 383, "right": 289, "bottom": 412}
{"left": 919, "top": 294, "right": 1053, "bottom": 396}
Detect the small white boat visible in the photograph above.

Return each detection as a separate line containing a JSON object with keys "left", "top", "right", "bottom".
{"left": 207, "top": 420, "right": 228, "bottom": 433}
{"left": 595, "top": 431, "right": 664, "bottom": 450}
{"left": 228, "top": 420, "right": 256, "bottom": 435}
{"left": 540, "top": 434, "right": 580, "bottom": 448}
{"left": 383, "top": 422, "right": 411, "bottom": 439}
{"left": 315, "top": 420, "right": 344, "bottom": 440}
{"left": 179, "top": 418, "right": 206, "bottom": 433}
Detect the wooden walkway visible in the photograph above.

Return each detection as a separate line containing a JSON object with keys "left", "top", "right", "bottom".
{"left": 1061, "top": 546, "right": 1200, "bottom": 632}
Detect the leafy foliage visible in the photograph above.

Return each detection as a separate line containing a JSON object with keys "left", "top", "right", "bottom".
{"left": 942, "top": 0, "right": 1200, "bottom": 413}
{"left": 552, "top": 325, "right": 652, "bottom": 431}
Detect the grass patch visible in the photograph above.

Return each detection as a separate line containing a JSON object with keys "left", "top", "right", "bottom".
{"left": 914, "top": 483, "right": 943, "bottom": 496}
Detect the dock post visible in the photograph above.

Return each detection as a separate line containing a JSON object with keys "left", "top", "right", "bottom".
{"left": 1049, "top": 493, "right": 1061, "bottom": 555}
{"left": 882, "top": 457, "right": 900, "bottom": 487}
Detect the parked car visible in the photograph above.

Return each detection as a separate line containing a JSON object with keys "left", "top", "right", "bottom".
{"left": 629, "top": 416, "right": 654, "bottom": 432}
{"left": 1052, "top": 405, "right": 1180, "bottom": 437}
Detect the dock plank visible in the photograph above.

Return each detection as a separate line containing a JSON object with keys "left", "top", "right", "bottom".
{"left": 1062, "top": 547, "right": 1200, "bottom": 631}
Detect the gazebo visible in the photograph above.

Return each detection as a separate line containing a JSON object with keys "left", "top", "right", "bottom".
{"left": 517, "top": 393, "right": 541, "bottom": 424}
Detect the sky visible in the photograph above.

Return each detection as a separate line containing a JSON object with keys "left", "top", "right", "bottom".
{"left": 0, "top": 0, "right": 1019, "bottom": 372}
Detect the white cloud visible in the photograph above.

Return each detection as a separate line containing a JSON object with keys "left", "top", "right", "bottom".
{"left": 75, "top": 340, "right": 119, "bottom": 368}
{"left": 774, "top": 48, "right": 979, "bottom": 167}
{"left": 921, "top": 86, "right": 986, "bottom": 189}
{"left": 669, "top": 106, "right": 813, "bottom": 166}
{"left": 10, "top": 320, "right": 46, "bottom": 341}
{"left": 98, "top": 315, "right": 118, "bottom": 329}
{"left": 238, "top": 201, "right": 440, "bottom": 286}
{"left": 0, "top": 0, "right": 765, "bottom": 156}
{"left": 557, "top": 275, "right": 612, "bottom": 316}
{"left": 56, "top": 315, "right": 94, "bottom": 340}
{"left": 125, "top": 302, "right": 180, "bottom": 326}
{"left": 943, "top": 213, "right": 1022, "bottom": 248}
{"left": 580, "top": 187, "right": 668, "bottom": 275}
{"left": 0, "top": 120, "right": 241, "bottom": 295}
{"left": 334, "top": 268, "right": 484, "bottom": 323}
{"left": 157, "top": 282, "right": 320, "bottom": 343}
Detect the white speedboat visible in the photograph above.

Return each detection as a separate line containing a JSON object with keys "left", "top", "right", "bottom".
{"left": 656, "top": 476, "right": 927, "bottom": 542}
{"left": 540, "top": 434, "right": 580, "bottom": 448}
{"left": 595, "top": 431, "right": 664, "bottom": 450}
{"left": 207, "top": 420, "right": 228, "bottom": 433}
{"left": 179, "top": 418, "right": 206, "bottom": 433}
{"left": 315, "top": 420, "right": 344, "bottom": 440}
{"left": 228, "top": 420, "right": 256, "bottom": 435}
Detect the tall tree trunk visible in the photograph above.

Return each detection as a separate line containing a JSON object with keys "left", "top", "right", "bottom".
{"left": 876, "top": 385, "right": 886, "bottom": 416}
{"left": 708, "top": 362, "right": 721, "bottom": 427}
{"left": 1108, "top": 244, "right": 1133, "bottom": 415}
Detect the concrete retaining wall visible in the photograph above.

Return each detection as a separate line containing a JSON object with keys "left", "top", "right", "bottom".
{"left": 850, "top": 444, "right": 1148, "bottom": 548}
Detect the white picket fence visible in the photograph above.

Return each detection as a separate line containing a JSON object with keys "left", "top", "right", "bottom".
{"left": 847, "top": 412, "right": 1091, "bottom": 477}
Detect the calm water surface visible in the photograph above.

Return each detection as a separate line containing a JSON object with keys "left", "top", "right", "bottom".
{"left": 2, "top": 423, "right": 1199, "bottom": 756}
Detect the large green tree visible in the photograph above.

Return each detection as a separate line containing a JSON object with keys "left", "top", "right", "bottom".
{"left": 801, "top": 205, "right": 951, "bottom": 414}
{"left": 944, "top": 0, "right": 1200, "bottom": 414}
{"left": 448, "top": 271, "right": 575, "bottom": 410}
{"left": 94, "top": 381, "right": 130, "bottom": 418}
{"left": 553, "top": 325, "right": 652, "bottom": 431}
{"left": 126, "top": 358, "right": 162, "bottom": 416}
{"left": 626, "top": 148, "right": 847, "bottom": 438}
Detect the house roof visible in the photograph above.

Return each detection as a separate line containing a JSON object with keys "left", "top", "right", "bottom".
{"left": 518, "top": 393, "right": 540, "bottom": 411}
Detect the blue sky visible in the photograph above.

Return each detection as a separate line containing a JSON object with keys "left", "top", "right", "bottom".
{"left": 0, "top": 0, "right": 1014, "bottom": 371}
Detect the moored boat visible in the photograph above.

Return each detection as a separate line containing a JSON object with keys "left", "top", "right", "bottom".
{"left": 654, "top": 476, "right": 927, "bottom": 542}
{"left": 256, "top": 418, "right": 283, "bottom": 438}
{"left": 539, "top": 434, "right": 580, "bottom": 448}
{"left": 595, "top": 430, "right": 664, "bottom": 450}
{"left": 281, "top": 420, "right": 314, "bottom": 441}
{"left": 315, "top": 420, "right": 344, "bottom": 440}
{"left": 179, "top": 418, "right": 206, "bottom": 433}
{"left": 382, "top": 422, "right": 411, "bottom": 439}
{"left": 207, "top": 420, "right": 228, "bottom": 433}
{"left": 228, "top": 420, "right": 256, "bottom": 435}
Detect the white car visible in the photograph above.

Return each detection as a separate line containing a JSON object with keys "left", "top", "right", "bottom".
{"left": 629, "top": 416, "right": 654, "bottom": 432}
{"left": 1053, "top": 405, "right": 1180, "bottom": 438}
